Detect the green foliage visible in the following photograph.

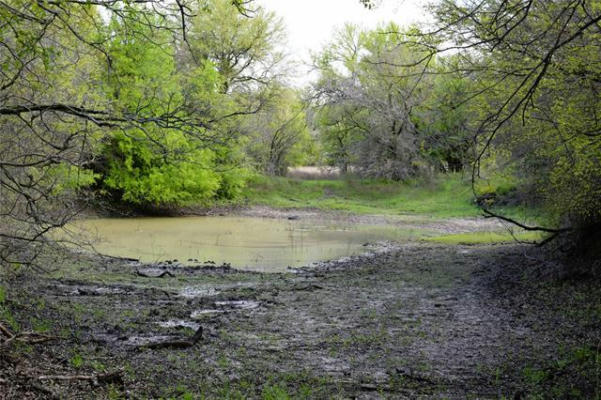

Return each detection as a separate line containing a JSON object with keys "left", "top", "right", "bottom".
{"left": 0, "top": 285, "right": 19, "bottom": 332}
{"left": 189, "top": 0, "right": 284, "bottom": 93}
{"left": 93, "top": 7, "right": 254, "bottom": 208}
{"left": 47, "top": 164, "right": 98, "bottom": 195}
{"left": 180, "top": 392, "right": 195, "bottom": 400}
{"left": 217, "top": 167, "right": 250, "bottom": 200}
{"left": 432, "top": 0, "right": 601, "bottom": 231}
{"left": 101, "top": 131, "right": 222, "bottom": 206}
{"left": 105, "top": 11, "right": 181, "bottom": 112}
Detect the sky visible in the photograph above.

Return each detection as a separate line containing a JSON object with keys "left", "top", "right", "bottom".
{"left": 254, "top": 0, "right": 432, "bottom": 86}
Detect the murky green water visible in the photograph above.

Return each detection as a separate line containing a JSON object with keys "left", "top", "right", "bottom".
{"left": 71, "top": 216, "right": 426, "bottom": 272}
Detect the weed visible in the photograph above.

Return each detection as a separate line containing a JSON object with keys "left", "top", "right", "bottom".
{"left": 70, "top": 353, "right": 84, "bottom": 369}
{"left": 217, "top": 354, "right": 229, "bottom": 369}
{"left": 262, "top": 384, "right": 290, "bottom": 400}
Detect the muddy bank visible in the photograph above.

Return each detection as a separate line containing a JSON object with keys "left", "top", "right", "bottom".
{"left": 190, "top": 205, "right": 509, "bottom": 235}
{"left": 1, "top": 240, "right": 599, "bottom": 399}
{"left": 81, "top": 203, "right": 507, "bottom": 235}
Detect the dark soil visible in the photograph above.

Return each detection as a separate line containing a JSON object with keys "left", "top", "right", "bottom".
{"left": 1, "top": 234, "right": 600, "bottom": 398}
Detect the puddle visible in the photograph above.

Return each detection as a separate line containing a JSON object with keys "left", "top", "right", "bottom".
{"left": 123, "top": 335, "right": 174, "bottom": 347}
{"left": 157, "top": 320, "right": 200, "bottom": 331}
{"left": 191, "top": 309, "right": 225, "bottom": 318}
{"left": 191, "top": 300, "right": 260, "bottom": 318}
{"left": 215, "top": 300, "right": 260, "bottom": 310}
{"left": 179, "top": 287, "right": 220, "bottom": 298}
{"left": 71, "top": 216, "right": 431, "bottom": 272}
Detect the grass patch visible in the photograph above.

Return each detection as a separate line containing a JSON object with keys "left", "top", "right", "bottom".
{"left": 425, "top": 231, "right": 546, "bottom": 245}
{"left": 245, "top": 173, "right": 480, "bottom": 218}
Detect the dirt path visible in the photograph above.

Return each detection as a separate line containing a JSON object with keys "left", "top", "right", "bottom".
{"left": 1, "top": 218, "right": 599, "bottom": 398}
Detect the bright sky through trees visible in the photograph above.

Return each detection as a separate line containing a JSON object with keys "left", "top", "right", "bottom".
{"left": 255, "top": 0, "right": 430, "bottom": 86}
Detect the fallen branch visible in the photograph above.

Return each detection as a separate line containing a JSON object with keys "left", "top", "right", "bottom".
{"left": 18, "top": 333, "right": 60, "bottom": 344}
{"left": 0, "top": 322, "right": 14, "bottom": 338}
{"left": 139, "top": 326, "right": 203, "bottom": 350}
{"left": 0, "top": 323, "right": 61, "bottom": 348}
{"left": 359, "top": 383, "right": 390, "bottom": 391}
{"left": 136, "top": 269, "right": 175, "bottom": 278}
{"left": 37, "top": 369, "right": 123, "bottom": 387}
{"left": 292, "top": 284, "right": 324, "bottom": 291}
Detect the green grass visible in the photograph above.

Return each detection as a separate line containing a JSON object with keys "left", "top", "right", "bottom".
{"left": 425, "top": 231, "right": 546, "bottom": 245}
{"left": 244, "top": 173, "right": 480, "bottom": 218}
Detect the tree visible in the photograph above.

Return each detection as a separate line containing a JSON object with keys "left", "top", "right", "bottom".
{"left": 416, "top": 57, "right": 475, "bottom": 173}
{"left": 312, "top": 23, "right": 436, "bottom": 180}
{"left": 92, "top": 9, "right": 244, "bottom": 208}
{"left": 187, "top": 0, "right": 286, "bottom": 94}
{"left": 243, "top": 87, "right": 312, "bottom": 175}
{"left": 0, "top": 0, "right": 108, "bottom": 267}
{"left": 425, "top": 0, "right": 601, "bottom": 234}
{"left": 0, "top": 0, "right": 256, "bottom": 267}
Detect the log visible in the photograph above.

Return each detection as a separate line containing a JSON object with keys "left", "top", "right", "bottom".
{"left": 139, "top": 326, "right": 203, "bottom": 350}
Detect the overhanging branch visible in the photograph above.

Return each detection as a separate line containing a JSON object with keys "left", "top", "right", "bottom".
{"left": 482, "top": 208, "right": 570, "bottom": 234}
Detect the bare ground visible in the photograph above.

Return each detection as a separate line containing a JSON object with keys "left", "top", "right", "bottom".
{"left": 0, "top": 215, "right": 600, "bottom": 399}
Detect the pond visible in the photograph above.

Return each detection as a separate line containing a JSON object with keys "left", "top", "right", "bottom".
{"left": 71, "top": 216, "right": 430, "bottom": 272}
